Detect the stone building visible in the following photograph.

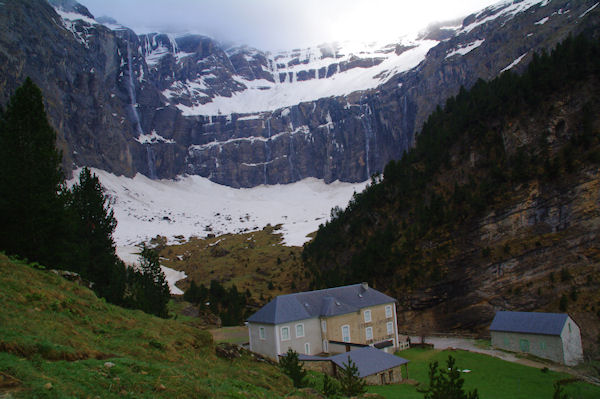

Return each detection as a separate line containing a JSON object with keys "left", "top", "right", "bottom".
{"left": 300, "top": 346, "right": 409, "bottom": 385}
{"left": 490, "top": 311, "right": 583, "bottom": 366}
{"left": 247, "top": 283, "right": 400, "bottom": 360}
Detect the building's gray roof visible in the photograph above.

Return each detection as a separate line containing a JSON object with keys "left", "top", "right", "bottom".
{"left": 329, "top": 347, "right": 409, "bottom": 377}
{"left": 489, "top": 311, "right": 569, "bottom": 336}
{"left": 247, "top": 283, "right": 396, "bottom": 325}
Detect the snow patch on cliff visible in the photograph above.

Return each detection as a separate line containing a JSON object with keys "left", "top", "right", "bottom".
{"left": 176, "top": 39, "right": 437, "bottom": 115}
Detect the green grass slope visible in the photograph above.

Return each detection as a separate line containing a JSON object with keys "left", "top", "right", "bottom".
{"left": 368, "top": 348, "right": 600, "bottom": 399}
{"left": 0, "top": 254, "right": 296, "bottom": 398}
{"left": 158, "top": 225, "right": 308, "bottom": 306}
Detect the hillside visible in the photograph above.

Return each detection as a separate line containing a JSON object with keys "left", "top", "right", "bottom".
{"left": 157, "top": 225, "right": 309, "bottom": 310}
{"left": 0, "top": 253, "right": 301, "bottom": 398}
{"left": 303, "top": 35, "right": 600, "bottom": 357}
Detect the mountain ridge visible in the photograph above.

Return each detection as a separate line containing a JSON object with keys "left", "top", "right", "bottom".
{"left": 2, "top": 0, "right": 598, "bottom": 186}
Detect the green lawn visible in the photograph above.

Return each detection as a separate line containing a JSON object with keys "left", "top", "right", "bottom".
{"left": 367, "top": 348, "right": 600, "bottom": 399}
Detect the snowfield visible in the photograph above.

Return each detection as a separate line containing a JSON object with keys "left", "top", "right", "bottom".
{"left": 81, "top": 167, "right": 367, "bottom": 247}
{"left": 83, "top": 169, "right": 367, "bottom": 293}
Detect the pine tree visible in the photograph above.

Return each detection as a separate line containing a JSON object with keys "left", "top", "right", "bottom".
{"left": 339, "top": 356, "right": 366, "bottom": 397}
{"left": 279, "top": 348, "right": 306, "bottom": 388}
{"left": 137, "top": 244, "right": 171, "bottom": 318}
{"left": 424, "top": 356, "right": 479, "bottom": 399}
{"left": 0, "top": 78, "right": 65, "bottom": 266}
{"left": 67, "top": 167, "right": 123, "bottom": 302}
{"left": 322, "top": 373, "right": 340, "bottom": 398}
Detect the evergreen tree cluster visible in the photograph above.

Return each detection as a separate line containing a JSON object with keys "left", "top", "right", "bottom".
{"left": 303, "top": 34, "right": 600, "bottom": 291}
{"left": 0, "top": 78, "right": 170, "bottom": 317}
{"left": 184, "top": 279, "right": 249, "bottom": 326}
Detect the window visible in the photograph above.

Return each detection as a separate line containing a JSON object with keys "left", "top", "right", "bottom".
{"left": 503, "top": 337, "right": 509, "bottom": 347}
{"left": 259, "top": 327, "right": 265, "bottom": 340}
{"left": 540, "top": 341, "right": 546, "bottom": 350}
{"left": 295, "top": 323, "right": 304, "bottom": 338}
{"left": 519, "top": 339, "right": 529, "bottom": 352}
{"left": 386, "top": 321, "right": 394, "bottom": 335}
{"left": 388, "top": 369, "right": 394, "bottom": 382}
{"left": 385, "top": 305, "right": 393, "bottom": 318}
{"left": 568, "top": 322, "right": 572, "bottom": 333}
{"left": 281, "top": 326, "right": 290, "bottom": 341}
{"left": 342, "top": 325, "right": 350, "bottom": 342}
{"left": 321, "top": 320, "right": 327, "bottom": 333}
{"left": 364, "top": 310, "right": 372, "bottom": 323}
{"left": 323, "top": 340, "right": 328, "bottom": 353}
{"left": 304, "top": 342, "right": 310, "bottom": 355}
{"left": 366, "top": 327, "right": 373, "bottom": 341}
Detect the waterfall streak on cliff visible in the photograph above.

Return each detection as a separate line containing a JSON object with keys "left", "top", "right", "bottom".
{"left": 360, "top": 98, "right": 375, "bottom": 178}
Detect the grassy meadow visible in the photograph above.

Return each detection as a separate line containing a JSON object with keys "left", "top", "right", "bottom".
{"left": 367, "top": 348, "right": 600, "bottom": 399}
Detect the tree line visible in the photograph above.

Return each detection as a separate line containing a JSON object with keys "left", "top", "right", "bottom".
{"left": 0, "top": 78, "right": 170, "bottom": 317}
{"left": 184, "top": 279, "right": 249, "bottom": 326}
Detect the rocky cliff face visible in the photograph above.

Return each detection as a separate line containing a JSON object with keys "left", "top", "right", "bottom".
{"left": 1, "top": 0, "right": 599, "bottom": 187}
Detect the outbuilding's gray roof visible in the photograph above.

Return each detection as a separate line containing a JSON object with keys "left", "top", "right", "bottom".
{"left": 329, "top": 347, "right": 408, "bottom": 377}
{"left": 247, "top": 283, "right": 395, "bottom": 325}
{"left": 489, "top": 311, "right": 569, "bottom": 336}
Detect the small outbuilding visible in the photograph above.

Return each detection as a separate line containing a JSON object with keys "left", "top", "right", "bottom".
{"left": 489, "top": 311, "right": 583, "bottom": 366}
{"left": 299, "top": 346, "right": 409, "bottom": 385}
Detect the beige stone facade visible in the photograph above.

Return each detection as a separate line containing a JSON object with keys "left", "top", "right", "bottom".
{"left": 321, "top": 302, "right": 398, "bottom": 352}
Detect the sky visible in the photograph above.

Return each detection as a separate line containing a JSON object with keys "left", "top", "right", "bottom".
{"left": 79, "top": 0, "right": 500, "bottom": 51}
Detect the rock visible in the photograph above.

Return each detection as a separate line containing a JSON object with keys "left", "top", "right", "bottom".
{"left": 215, "top": 343, "right": 242, "bottom": 360}
{"left": 44, "top": 382, "right": 53, "bottom": 390}
{"left": 156, "top": 383, "right": 166, "bottom": 391}
{"left": 104, "top": 361, "right": 115, "bottom": 369}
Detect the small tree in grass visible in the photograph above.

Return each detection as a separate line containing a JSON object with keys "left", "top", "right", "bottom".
{"left": 424, "top": 355, "right": 479, "bottom": 399}
{"left": 339, "top": 356, "right": 366, "bottom": 397}
{"left": 279, "top": 348, "right": 306, "bottom": 388}
{"left": 322, "top": 373, "right": 340, "bottom": 398}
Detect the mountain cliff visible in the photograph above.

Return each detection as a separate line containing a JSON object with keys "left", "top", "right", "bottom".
{"left": 1, "top": 0, "right": 598, "bottom": 186}
{"left": 302, "top": 34, "right": 600, "bottom": 355}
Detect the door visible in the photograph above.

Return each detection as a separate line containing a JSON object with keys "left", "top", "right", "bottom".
{"left": 519, "top": 339, "right": 529, "bottom": 352}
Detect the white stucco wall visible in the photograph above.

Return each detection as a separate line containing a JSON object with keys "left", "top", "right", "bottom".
{"left": 276, "top": 317, "right": 322, "bottom": 357}
{"left": 248, "top": 323, "right": 278, "bottom": 360}
{"left": 560, "top": 316, "right": 584, "bottom": 366}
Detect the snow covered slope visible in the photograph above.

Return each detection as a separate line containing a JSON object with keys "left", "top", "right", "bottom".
{"left": 86, "top": 169, "right": 368, "bottom": 248}
{"left": 170, "top": 38, "right": 438, "bottom": 116}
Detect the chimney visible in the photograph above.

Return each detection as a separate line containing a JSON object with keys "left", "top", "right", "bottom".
{"left": 361, "top": 282, "right": 369, "bottom": 291}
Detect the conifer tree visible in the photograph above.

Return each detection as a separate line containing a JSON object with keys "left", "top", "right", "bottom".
{"left": 424, "top": 356, "right": 479, "bottom": 399}
{"left": 279, "top": 348, "right": 306, "bottom": 388}
{"left": 67, "top": 167, "right": 124, "bottom": 302}
{"left": 339, "top": 356, "right": 366, "bottom": 396}
{"left": 0, "top": 78, "right": 65, "bottom": 266}
{"left": 137, "top": 244, "right": 171, "bottom": 318}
